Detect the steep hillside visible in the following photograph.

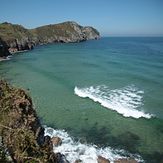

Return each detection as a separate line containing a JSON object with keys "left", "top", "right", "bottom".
{"left": 0, "top": 21, "right": 100, "bottom": 56}
{"left": 0, "top": 80, "right": 68, "bottom": 162}
{"left": 30, "top": 21, "right": 100, "bottom": 43}
{"left": 0, "top": 22, "right": 34, "bottom": 53}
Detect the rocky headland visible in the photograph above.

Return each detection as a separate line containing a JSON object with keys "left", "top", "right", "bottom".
{"left": 0, "top": 80, "right": 68, "bottom": 162}
{"left": 0, "top": 21, "right": 100, "bottom": 57}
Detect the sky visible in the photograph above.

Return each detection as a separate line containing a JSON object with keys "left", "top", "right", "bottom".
{"left": 0, "top": 0, "right": 163, "bottom": 36}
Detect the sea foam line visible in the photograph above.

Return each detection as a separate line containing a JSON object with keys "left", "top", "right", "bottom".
{"left": 44, "top": 126, "right": 143, "bottom": 163}
{"left": 74, "top": 85, "right": 152, "bottom": 119}
{"left": 0, "top": 56, "right": 11, "bottom": 62}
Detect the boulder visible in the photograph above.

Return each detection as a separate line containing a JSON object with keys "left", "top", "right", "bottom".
{"left": 98, "top": 156, "right": 110, "bottom": 163}
{"left": 74, "top": 159, "right": 82, "bottom": 163}
{"left": 51, "top": 136, "right": 62, "bottom": 146}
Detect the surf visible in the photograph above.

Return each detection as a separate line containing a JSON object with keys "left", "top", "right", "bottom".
{"left": 45, "top": 126, "right": 143, "bottom": 163}
{"left": 74, "top": 85, "right": 153, "bottom": 119}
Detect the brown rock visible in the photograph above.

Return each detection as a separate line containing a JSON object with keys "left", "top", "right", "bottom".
{"left": 51, "top": 136, "right": 62, "bottom": 146}
{"left": 114, "top": 158, "right": 138, "bottom": 163}
{"left": 98, "top": 156, "right": 110, "bottom": 163}
{"left": 74, "top": 159, "right": 82, "bottom": 163}
{"left": 8, "top": 47, "right": 18, "bottom": 53}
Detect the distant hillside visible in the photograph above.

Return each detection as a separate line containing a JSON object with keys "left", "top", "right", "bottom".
{"left": 31, "top": 21, "right": 100, "bottom": 43}
{"left": 0, "top": 21, "right": 100, "bottom": 56}
{"left": 0, "top": 22, "right": 34, "bottom": 55}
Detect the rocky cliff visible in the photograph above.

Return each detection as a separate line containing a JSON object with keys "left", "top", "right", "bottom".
{"left": 0, "top": 21, "right": 100, "bottom": 55}
{"left": 30, "top": 21, "right": 100, "bottom": 44}
{"left": 0, "top": 22, "right": 34, "bottom": 54}
{"left": 0, "top": 80, "right": 67, "bottom": 162}
{"left": 0, "top": 37, "right": 10, "bottom": 57}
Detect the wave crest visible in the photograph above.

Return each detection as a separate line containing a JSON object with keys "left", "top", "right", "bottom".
{"left": 74, "top": 85, "right": 152, "bottom": 119}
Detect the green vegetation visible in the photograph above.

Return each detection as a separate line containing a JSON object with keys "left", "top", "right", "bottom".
{"left": 0, "top": 80, "right": 57, "bottom": 162}
{"left": 0, "top": 22, "right": 32, "bottom": 42}
{"left": 31, "top": 22, "right": 78, "bottom": 39}
{"left": 0, "top": 21, "right": 99, "bottom": 56}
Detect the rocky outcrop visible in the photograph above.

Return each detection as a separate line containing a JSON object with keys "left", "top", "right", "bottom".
{"left": 0, "top": 80, "right": 59, "bottom": 162}
{"left": 51, "top": 137, "right": 62, "bottom": 147}
{"left": 0, "top": 37, "right": 10, "bottom": 58}
{"left": 0, "top": 21, "right": 100, "bottom": 56}
{"left": 0, "top": 22, "right": 34, "bottom": 54}
{"left": 98, "top": 156, "right": 110, "bottom": 163}
{"left": 82, "top": 26, "right": 100, "bottom": 40}
{"left": 74, "top": 159, "right": 82, "bottom": 163}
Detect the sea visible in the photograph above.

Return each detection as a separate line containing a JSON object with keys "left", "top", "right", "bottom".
{"left": 0, "top": 37, "right": 163, "bottom": 163}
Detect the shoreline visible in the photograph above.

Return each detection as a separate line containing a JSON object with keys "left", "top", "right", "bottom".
{"left": 0, "top": 50, "right": 29, "bottom": 62}
{"left": 0, "top": 56, "right": 11, "bottom": 62}
{"left": 9, "top": 49, "right": 29, "bottom": 54}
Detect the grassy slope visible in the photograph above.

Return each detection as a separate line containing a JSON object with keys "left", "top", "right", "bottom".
{"left": 0, "top": 81, "right": 57, "bottom": 162}
{"left": 0, "top": 22, "right": 32, "bottom": 42}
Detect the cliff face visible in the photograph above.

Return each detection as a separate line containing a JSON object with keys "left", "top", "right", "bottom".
{"left": 31, "top": 21, "right": 100, "bottom": 43}
{"left": 0, "top": 81, "right": 62, "bottom": 162}
{"left": 0, "top": 38, "right": 10, "bottom": 57}
{"left": 82, "top": 26, "right": 100, "bottom": 40}
{"left": 0, "top": 22, "right": 34, "bottom": 54}
{"left": 0, "top": 21, "right": 100, "bottom": 55}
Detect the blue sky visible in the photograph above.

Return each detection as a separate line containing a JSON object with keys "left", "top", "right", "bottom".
{"left": 0, "top": 0, "right": 163, "bottom": 36}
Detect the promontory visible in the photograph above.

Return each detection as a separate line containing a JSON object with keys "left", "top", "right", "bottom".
{"left": 0, "top": 21, "right": 100, "bottom": 57}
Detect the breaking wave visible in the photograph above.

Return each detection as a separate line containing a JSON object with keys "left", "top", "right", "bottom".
{"left": 45, "top": 127, "right": 143, "bottom": 163}
{"left": 74, "top": 85, "right": 153, "bottom": 119}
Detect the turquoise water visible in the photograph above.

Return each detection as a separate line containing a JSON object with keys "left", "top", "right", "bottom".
{"left": 1, "top": 37, "right": 163, "bottom": 162}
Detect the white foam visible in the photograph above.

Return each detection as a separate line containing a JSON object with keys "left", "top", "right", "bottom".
{"left": 74, "top": 85, "right": 153, "bottom": 119}
{"left": 0, "top": 56, "right": 11, "bottom": 62}
{"left": 44, "top": 126, "right": 143, "bottom": 163}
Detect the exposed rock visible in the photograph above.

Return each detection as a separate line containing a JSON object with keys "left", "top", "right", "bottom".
{"left": 0, "top": 22, "right": 34, "bottom": 54}
{"left": 0, "top": 37, "right": 10, "bottom": 57}
{"left": 74, "top": 159, "right": 82, "bottom": 163}
{"left": 97, "top": 155, "right": 110, "bottom": 163}
{"left": 8, "top": 48, "right": 18, "bottom": 53}
{"left": 82, "top": 26, "right": 100, "bottom": 40}
{"left": 114, "top": 158, "right": 138, "bottom": 163}
{"left": 0, "top": 21, "right": 100, "bottom": 56}
{"left": 51, "top": 136, "right": 62, "bottom": 146}
{"left": 55, "top": 153, "right": 69, "bottom": 163}
{"left": 0, "top": 80, "right": 59, "bottom": 162}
